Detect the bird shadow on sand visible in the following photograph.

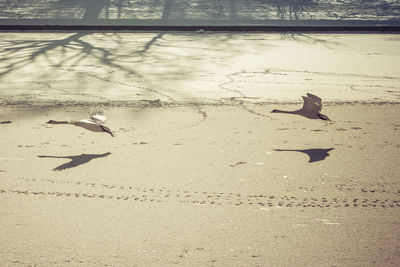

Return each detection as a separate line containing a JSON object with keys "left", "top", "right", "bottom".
{"left": 38, "top": 152, "right": 111, "bottom": 171}
{"left": 274, "top": 148, "right": 334, "bottom": 163}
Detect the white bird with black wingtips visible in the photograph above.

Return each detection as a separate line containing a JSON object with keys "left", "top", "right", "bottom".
{"left": 46, "top": 110, "right": 114, "bottom": 136}
{"left": 271, "top": 93, "right": 330, "bottom": 121}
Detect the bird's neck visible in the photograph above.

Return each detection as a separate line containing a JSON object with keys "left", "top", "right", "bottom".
{"left": 53, "top": 121, "right": 69, "bottom": 124}
{"left": 273, "top": 109, "right": 298, "bottom": 115}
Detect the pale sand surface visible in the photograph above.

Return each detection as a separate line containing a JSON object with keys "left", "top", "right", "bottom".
{"left": 1, "top": 103, "right": 400, "bottom": 266}
{"left": 1, "top": 32, "right": 400, "bottom": 266}
{"left": 1, "top": 33, "right": 399, "bottom": 106}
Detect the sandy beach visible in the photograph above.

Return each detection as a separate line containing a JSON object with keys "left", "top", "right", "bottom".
{"left": 1, "top": 31, "right": 400, "bottom": 266}
{"left": 1, "top": 103, "right": 400, "bottom": 266}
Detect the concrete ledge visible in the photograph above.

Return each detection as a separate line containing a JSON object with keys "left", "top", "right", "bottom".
{"left": 1, "top": 19, "right": 400, "bottom": 32}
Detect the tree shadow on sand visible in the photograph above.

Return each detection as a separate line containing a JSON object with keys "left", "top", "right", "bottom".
{"left": 274, "top": 148, "right": 334, "bottom": 163}
{"left": 38, "top": 152, "right": 111, "bottom": 171}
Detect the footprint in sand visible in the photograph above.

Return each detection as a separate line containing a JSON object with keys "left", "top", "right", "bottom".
{"left": 230, "top": 161, "right": 247, "bottom": 167}
{"left": 173, "top": 142, "right": 183, "bottom": 145}
{"left": 9, "top": 178, "right": 400, "bottom": 208}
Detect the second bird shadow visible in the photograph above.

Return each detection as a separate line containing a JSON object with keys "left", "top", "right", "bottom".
{"left": 274, "top": 148, "right": 334, "bottom": 163}
{"left": 38, "top": 152, "right": 112, "bottom": 171}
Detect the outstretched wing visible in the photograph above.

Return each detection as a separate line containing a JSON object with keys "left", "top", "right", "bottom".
{"left": 89, "top": 112, "right": 106, "bottom": 124}
{"left": 306, "top": 93, "right": 322, "bottom": 104}
{"left": 306, "top": 93, "right": 324, "bottom": 111}
{"left": 301, "top": 96, "right": 322, "bottom": 113}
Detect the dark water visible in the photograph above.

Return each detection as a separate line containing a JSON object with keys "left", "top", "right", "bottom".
{"left": 0, "top": 0, "right": 399, "bottom": 29}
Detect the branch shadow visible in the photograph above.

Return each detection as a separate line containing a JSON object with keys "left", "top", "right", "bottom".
{"left": 3, "top": 1, "right": 395, "bottom": 108}
{"left": 0, "top": 23, "right": 273, "bottom": 105}
{"left": 38, "top": 152, "right": 111, "bottom": 171}
{"left": 275, "top": 0, "right": 319, "bottom": 21}
{"left": 279, "top": 32, "right": 343, "bottom": 49}
{"left": 274, "top": 148, "right": 334, "bottom": 163}
{"left": 0, "top": 31, "right": 142, "bottom": 78}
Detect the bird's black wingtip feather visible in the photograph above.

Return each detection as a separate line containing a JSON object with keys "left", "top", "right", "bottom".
{"left": 318, "top": 113, "right": 331, "bottom": 121}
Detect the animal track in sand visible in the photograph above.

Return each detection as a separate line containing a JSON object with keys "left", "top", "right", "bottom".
{"left": 5, "top": 178, "right": 400, "bottom": 209}
{"left": 6, "top": 188, "right": 400, "bottom": 208}
{"left": 230, "top": 161, "right": 247, "bottom": 167}
{"left": 17, "top": 145, "right": 35, "bottom": 148}
{"left": 196, "top": 107, "right": 207, "bottom": 122}
{"left": 335, "top": 181, "right": 399, "bottom": 195}
{"left": 299, "top": 186, "right": 317, "bottom": 192}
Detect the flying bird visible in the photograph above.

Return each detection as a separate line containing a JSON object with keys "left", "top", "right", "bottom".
{"left": 46, "top": 111, "right": 113, "bottom": 136}
{"left": 271, "top": 93, "right": 330, "bottom": 121}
